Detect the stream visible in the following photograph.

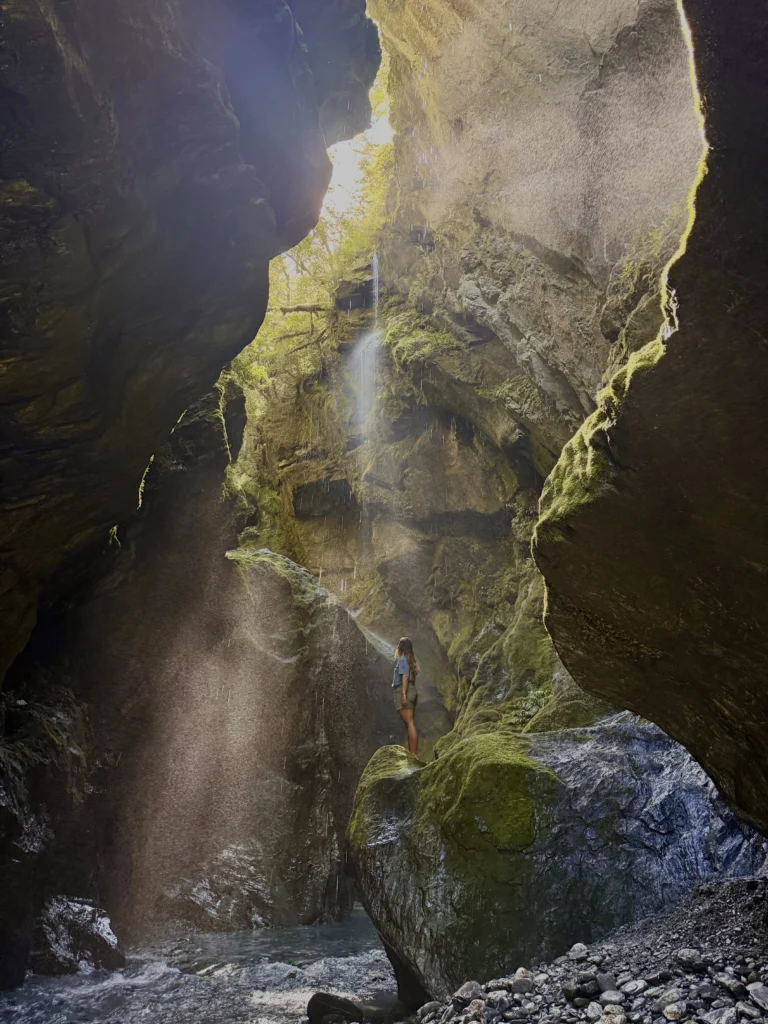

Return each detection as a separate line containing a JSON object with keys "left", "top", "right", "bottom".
{"left": 0, "top": 907, "right": 397, "bottom": 1024}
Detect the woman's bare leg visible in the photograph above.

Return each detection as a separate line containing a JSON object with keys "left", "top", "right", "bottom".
{"left": 398, "top": 708, "right": 419, "bottom": 757}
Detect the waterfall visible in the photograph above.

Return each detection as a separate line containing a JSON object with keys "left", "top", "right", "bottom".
{"left": 351, "top": 251, "right": 382, "bottom": 438}
{"left": 372, "top": 249, "right": 380, "bottom": 326}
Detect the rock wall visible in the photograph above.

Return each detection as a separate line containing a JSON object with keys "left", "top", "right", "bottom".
{"left": 0, "top": 391, "right": 396, "bottom": 984}
{"left": 371, "top": 0, "right": 704, "bottom": 472}
{"left": 231, "top": 298, "right": 606, "bottom": 751}
{"left": 533, "top": 3, "right": 768, "bottom": 836}
{"left": 315, "top": 0, "right": 768, "bottom": 1004}
{"left": 0, "top": 0, "right": 379, "bottom": 684}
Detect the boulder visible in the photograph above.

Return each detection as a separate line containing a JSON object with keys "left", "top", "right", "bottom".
{"left": 29, "top": 898, "right": 124, "bottom": 976}
{"left": 349, "top": 714, "right": 766, "bottom": 1002}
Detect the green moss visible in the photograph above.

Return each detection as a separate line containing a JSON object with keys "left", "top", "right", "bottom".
{"left": 348, "top": 744, "right": 420, "bottom": 849}
{"left": 383, "top": 310, "right": 460, "bottom": 368}
{"left": 534, "top": 336, "right": 665, "bottom": 547}
{"left": 226, "top": 547, "right": 321, "bottom": 609}
{"left": 523, "top": 694, "right": 607, "bottom": 734}
{"left": 416, "top": 732, "right": 544, "bottom": 853}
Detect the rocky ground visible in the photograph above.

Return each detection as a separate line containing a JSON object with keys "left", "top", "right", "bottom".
{"left": 401, "top": 878, "right": 768, "bottom": 1024}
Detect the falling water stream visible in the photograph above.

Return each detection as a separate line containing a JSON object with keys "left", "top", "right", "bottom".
{"left": 349, "top": 252, "right": 382, "bottom": 439}
{"left": 0, "top": 908, "right": 396, "bottom": 1024}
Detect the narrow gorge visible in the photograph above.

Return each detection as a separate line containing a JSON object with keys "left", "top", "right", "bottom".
{"left": 0, "top": 2, "right": 767, "bottom": 1024}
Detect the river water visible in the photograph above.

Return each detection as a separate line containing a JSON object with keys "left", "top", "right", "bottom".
{"left": 0, "top": 907, "right": 397, "bottom": 1024}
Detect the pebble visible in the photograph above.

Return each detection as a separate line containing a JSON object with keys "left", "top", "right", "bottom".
{"left": 600, "top": 992, "right": 627, "bottom": 1007}
{"left": 661, "top": 1001, "right": 686, "bottom": 1020}
{"left": 736, "top": 1001, "right": 762, "bottom": 1019}
{"left": 455, "top": 982, "right": 485, "bottom": 1004}
{"left": 677, "top": 948, "right": 707, "bottom": 971}
{"left": 623, "top": 981, "right": 648, "bottom": 996}
{"left": 747, "top": 984, "right": 768, "bottom": 1012}
{"left": 512, "top": 969, "right": 536, "bottom": 995}
{"left": 657, "top": 988, "right": 685, "bottom": 1010}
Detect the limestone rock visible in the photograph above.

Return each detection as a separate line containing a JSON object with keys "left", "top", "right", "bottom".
{"left": 348, "top": 714, "right": 765, "bottom": 1002}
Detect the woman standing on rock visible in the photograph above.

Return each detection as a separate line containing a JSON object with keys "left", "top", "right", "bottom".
{"left": 393, "top": 637, "right": 419, "bottom": 757}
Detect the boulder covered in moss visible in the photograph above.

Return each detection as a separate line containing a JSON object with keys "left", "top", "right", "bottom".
{"left": 349, "top": 715, "right": 766, "bottom": 1002}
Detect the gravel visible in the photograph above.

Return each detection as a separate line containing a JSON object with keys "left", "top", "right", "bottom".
{"left": 408, "top": 877, "right": 768, "bottom": 1024}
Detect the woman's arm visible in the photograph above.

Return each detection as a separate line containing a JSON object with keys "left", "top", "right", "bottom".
{"left": 400, "top": 672, "right": 409, "bottom": 706}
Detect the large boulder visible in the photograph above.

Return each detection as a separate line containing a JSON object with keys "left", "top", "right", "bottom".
{"left": 533, "top": 2, "right": 768, "bottom": 835}
{"left": 349, "top": 714, "right": 766, "bottom": 1003}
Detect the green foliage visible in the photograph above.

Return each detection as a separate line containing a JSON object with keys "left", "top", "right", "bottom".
{"left": 383, "top": 309, "right": 458, "bottom": 368}
{"left": 231, "top": 56, "right": 395, "bottom": 395}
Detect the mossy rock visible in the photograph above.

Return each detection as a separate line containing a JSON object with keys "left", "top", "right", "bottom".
{"left": 349, "top": 716, "right": 766, "bottom": 1002}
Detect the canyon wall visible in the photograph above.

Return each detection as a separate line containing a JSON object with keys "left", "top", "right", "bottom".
{"left": 0, "top": 0, "right": 379, "bottom": 684}
{"left": 0, "top": 0, "right": 381, "bottom": 988}
{"left": 1, "top": 388, "right": 396, "bottom": 984}
{"left": 534, "top": 1, "right": 768, "bottom": 835}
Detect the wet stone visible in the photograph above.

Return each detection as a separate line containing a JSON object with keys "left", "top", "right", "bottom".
{"left": 456, "top": 983, "right": 486, "bottom": 1005}
{"left": 747, "top": 984, "right": 768, "bottom": 1012}
{"left": 678, "top": 950, "right": 708, "bottom": 972}
{"left": 601, "top": 992, "right": 627, "bottom": 1007}
{"left": 624, "top": 982, "right": 649, "bottom": 996}
{"left": 599, "top": 976, "right": 619, "bottom": 993}
{"left": 658, "top": 989, "right": 686, "bottom": 1011}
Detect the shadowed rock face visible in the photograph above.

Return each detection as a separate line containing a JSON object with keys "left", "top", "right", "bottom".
{"left": 533, "top": 2, "right": 768, "bottom": 835}
{"left": 1, "top": 392, "right": 396, "bottom": 984}
{"left": 349, "top": 715, "right": 766, "bottom": 1003}
{"left": 0, "top": 0, "right": 379, "bottom": 684}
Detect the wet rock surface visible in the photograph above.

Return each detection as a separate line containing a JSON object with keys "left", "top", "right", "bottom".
{"left": 29, "top": 898, "right": 124, "bottom": 977}
{"left": 0, "top": 908, "right": 397, "bottom": 1024}
{"left": 403, "top": 877, "right": 768, "bottom": 1024}
{"left": 349, "top": 715, "right": 767, "bottom": 1002}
